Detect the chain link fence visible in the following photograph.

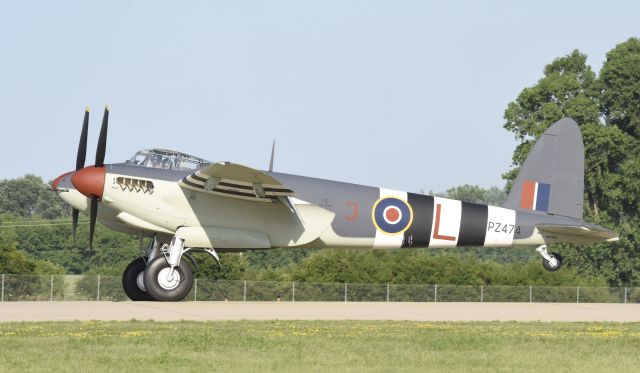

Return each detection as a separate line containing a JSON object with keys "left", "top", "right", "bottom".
{"left": 0, "top": 274, "right": 638, "bottom": 303}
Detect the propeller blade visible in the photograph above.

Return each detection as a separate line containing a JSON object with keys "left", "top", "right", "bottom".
{"left": 76, "top": 108, "right": 89, "bottom": 171}
{"left": 72, "top": 208, "right": 79, "bottom": 243}
{"left": 89, "top": 195, "right": 98, "bottom": 253}
{"left": 95, "top": 105, "right": 109, "bottom": 167}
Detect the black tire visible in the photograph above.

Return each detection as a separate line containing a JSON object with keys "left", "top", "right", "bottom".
{"left": 542, "top": 252, "right": 563, "bottom": 272}
{"left": 122, "top": 257, "right": 154, "bottom": 301}
{"left": 143, "top": 256, "right": 193, "bottom": 302}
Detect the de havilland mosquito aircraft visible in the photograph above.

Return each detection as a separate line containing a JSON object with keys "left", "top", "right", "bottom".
{"left": 51, "top": 106, "right": 619, "bottom": 301}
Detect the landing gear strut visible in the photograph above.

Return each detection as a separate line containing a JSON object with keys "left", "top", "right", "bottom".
{"left": 536, "top": 245, "right": 563, "bottom": 272}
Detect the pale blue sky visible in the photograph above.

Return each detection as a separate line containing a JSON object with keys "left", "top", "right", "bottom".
{"left": 1, "top": 1, "right": 638, "bottom": 192}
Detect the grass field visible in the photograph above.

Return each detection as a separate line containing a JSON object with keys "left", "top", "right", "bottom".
{"left": 1, "top": 321, "right": 639, "bottom": 372}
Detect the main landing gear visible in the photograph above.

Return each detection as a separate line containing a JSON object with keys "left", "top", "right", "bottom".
{"left": 122, "top": 235, "right": 221, "bottom": 302}
{"left": 536, "top": 244, "right": 563, "bottom": 272}
{"left": 122, "top": 257, "right": 153, "bottom": 301}
{"left": 144, "top": 237, "right": 194, "bottom": 302}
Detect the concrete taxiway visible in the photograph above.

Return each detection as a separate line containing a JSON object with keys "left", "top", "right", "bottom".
{"left": 1, "top": 302, "right": 639, "bottom": 322}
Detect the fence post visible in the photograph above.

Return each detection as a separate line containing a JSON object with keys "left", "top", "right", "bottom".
{"left": 434, "top": 284, "right": 438, "bottom": 302}
{"left": 480, "top": 286, "right": 484, "bottom": 303}
{"left": 624, "top": 287, "right": 628, "bottom": 304}
{"left": 344, "top": 283, "right": 348, "bottom": 302}
{"left": 529, "top": 286, "right": 532, "bottom": 303}
{"left": 194, "top": 278, "right": 197, "bottom": 302}
{"left": 577, "top": 287, "right": 580, "bottom": 303}
{"left": 243, "top": 280, "right": 247, "bottom": 302}
{"left": 386, "top": 283, "right": 390, "bottom": 302}
{"left": 1, "top": 274, "right": 4, "bottom": 302}
{"left": 49, "top": 275, "right": 53, "bottom": 301}
{"left": 292, "top": 282, "right": 295, "bottom": 302}
{"left": 97, "top": 275, "right": 101, "bottom": 302}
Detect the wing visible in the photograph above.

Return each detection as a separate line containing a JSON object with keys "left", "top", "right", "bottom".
{"left": 178, "top": 162, "right": 294, "bottom": 203}
{"left": 178, "top": 162, "right": 335, "bottom": 247}
{"left": 537, "top": 223, "right": 619, "bottom": 244}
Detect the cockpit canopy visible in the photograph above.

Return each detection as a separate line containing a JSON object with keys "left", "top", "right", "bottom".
{"left": 126, "top": 149, "right": 210, "bottom": 171}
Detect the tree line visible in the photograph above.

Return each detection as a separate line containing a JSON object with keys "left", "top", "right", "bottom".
{"left": 0, "top": 175, "right": 609, "bottom": 287}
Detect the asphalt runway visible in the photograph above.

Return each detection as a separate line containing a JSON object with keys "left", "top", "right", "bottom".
{"left": 1, "top": 302, "right": 639, "bottom": 322}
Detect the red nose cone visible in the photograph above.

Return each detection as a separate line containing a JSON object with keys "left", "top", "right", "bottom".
{"left": 51, "top": 171, "right": 73, "bottom": 191}
{"left": 71, "top": 166, "right": 106, "bottom": 198}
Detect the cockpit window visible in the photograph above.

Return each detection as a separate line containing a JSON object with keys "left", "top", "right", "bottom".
{"left": 126, "top": 149, "right": 210, "bottom": 171}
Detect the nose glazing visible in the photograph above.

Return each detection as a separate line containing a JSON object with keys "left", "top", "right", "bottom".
{"left": 71, "top": 166, "right": 106, "bottom": 198}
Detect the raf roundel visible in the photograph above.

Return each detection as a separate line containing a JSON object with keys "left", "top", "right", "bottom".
{"left": 372, "top": 197, "right": 413, "bottom": 234}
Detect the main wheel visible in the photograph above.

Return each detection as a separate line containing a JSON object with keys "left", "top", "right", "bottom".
{"left": 143, "top": 256, "right": 193, "bottom": 302}
{"left": 122, "top": 257, "right": 154, "bottom": 301}
{"left": 542, "top": 252, "right": 563, "bottom": 272}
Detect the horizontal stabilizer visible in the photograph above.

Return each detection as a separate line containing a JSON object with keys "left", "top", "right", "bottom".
{"left": 537, "top": 223, "right": 619, "bottom": 244}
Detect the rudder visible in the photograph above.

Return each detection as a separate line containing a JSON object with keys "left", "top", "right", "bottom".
{"left": 503, "top": 118, "right": 584, "bottom": 220}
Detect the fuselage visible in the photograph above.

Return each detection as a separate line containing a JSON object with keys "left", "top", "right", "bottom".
{"left": 55, "top": 161, "right": 583, "bottom": 251}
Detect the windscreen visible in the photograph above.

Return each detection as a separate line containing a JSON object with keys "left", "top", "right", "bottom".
{"left": 127, "top": 149, "right": 210, "bottom": 171}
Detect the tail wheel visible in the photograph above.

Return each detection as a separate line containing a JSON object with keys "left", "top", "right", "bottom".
{"left": 143, "top": 256, "right": 193, "bottom": 302}
{"left": 542, "top": 252, "right": 563, "bottom": 272}
{"left": 122, "top": 257, "right": 153, "bottom": 301}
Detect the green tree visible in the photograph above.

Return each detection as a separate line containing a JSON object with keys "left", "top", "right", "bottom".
{"left": 502, "top": 50, "right": 600, "bottom": 189}
{"left": 502, "top": 43, "right": 640, "bottom": 286}
{"left": 564, "top": 39, "right": 640, "bottom": 286}
{"left": 289, "top": 249, "right": 605, "bottom": 287}
{"left": 0, "top": 229, "right": 65, "bottom": 274}
{"left": 293, "top": 250, "right": 393, "bottom": 284}
{"left": 0, "top": 175, "right": 68, "bottom": 219}
{"left": 13, "top": 220, "right": 140, "bottom": 274}
{"left": 245, "top": 248, "right": 315, "bottom": 270}
{"left": 195, "top": 252, "right": 250, "bottom": 280}
{"left": 444, "top": 185, "right": 506, "bottom": 205}
{"left": 598, "top": 37, "right": 640, "bottom": 138}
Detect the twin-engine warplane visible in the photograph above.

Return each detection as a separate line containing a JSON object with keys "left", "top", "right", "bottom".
{"left": 52, "top": 107, "right": 619, "bottom": 301}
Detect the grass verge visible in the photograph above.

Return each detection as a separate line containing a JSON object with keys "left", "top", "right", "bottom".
{"left": 1, "top": 320, "right": 639, "bottom": 372}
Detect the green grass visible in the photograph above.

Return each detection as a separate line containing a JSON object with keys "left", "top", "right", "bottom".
{"left": 1, "top": 321, "right": 639, "bottom": 372}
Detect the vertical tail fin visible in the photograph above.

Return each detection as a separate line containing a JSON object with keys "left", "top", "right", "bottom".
{"left": 503, "top": 118, "right": 584, "bottom": 220}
